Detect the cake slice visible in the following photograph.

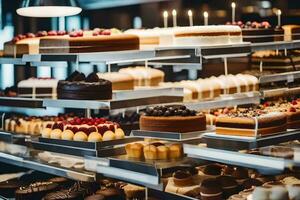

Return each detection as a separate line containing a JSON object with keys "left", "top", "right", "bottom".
{"left": 216, "top": 110, "right": 287, "bottom": 137}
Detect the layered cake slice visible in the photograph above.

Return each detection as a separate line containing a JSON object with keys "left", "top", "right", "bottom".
{"left": 283, "top": 25, "right": 300, "bottom": 41}
{"left": 39, "top": 29, "right": 139, "bottom": 53}
{"left": 216, "top": 109, "right": 287, "bottom": 137}
{"left": 251, "top": 50, "right": 300, "bottom": 71}
{"left": 4, "top": 30, "right": 68, "bottom": 57}
{"left": 227, "top": 21, "right": 284, "bottom": 43}
{"left": 17, "top": 78, "right": 58, "bottom": 98}
{"left": 261, "top": 99, "right": 300, "bottom": 129}
{"left": 140, "top": 105, "right": 206, "bottom": 133}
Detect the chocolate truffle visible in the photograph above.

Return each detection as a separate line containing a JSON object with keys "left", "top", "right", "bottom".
{"left": 84, "top": 194, "right": 105, "bottom": 200}
{"left": 96, "top": 188, "right": 124, "bottom": 200}
{"left": 173, "top": 170, "right": 193, "bottom": 187}
{"left": 0, "top": 179, "right": 23, "bottom": 198}
{"left": 42, "top": 190, "right": 84, "bottom": 200}
{"left": 15, "top": 181, "right": 59, "bottom": 200}
{"left": 216, "top": 175, "right": 239, "bottom": 198}
{"left": 242, "top": 178, "right": 263, "bottom": 190}
{"left": 202, "top": 164, "right": 223, "bottom": 176}
{"left": 200, "top": 178, "right": 222, "bottom": 200}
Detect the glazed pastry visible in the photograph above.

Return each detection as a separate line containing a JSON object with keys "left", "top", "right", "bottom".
{"left": 169, "top": 144, "right": 183, "bottom": 159}
{"left": 125, "top": 143, "right": 144, "bottom": 159}
{"left": 143, "top": 145, "right": 158, "bottom": 160}
{"left": 73, "top": 131, "right": 88, "bottom": 142}
{"left": 88, "top": 132, "right": 102, "bottom": 142}
{"left": 62, "top": 129, "right": 75, "bottom": 141}
{"left": 50, "top": 129, "right": 63, "bottom": 139}
{"left": 157, "top": 145, "right": 169, "bottom": 160}
{"left": 102, "top": 131, "right": 116, "bottom": 141}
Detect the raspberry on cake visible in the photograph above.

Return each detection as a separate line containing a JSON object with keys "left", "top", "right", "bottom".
{"left": 43, "top": 117, "right": 124, "bottom": 142}
{"left": 3, "top": 28, "right": 139, "bottom": 57}
{"left": 140, "top": 105, "right": 206, "bottom": 133}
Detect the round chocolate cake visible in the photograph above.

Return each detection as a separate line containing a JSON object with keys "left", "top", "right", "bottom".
{"left": 57, "top": 71, "right": 112, "bottom": 100}
{"left": 140, "top": 105, "right": 206, "bottom": 133}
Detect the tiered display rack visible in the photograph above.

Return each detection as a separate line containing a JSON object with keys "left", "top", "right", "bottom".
{"left": 1, "top": 40, "right": 300, "bottom": 199}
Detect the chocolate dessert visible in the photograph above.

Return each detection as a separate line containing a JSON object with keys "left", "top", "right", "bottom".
{"left": 200, "top": 178, "right": 223, "bottom": 200}
{"left": 57, "top": 71, "right": 112, "bottom": 100}
{"left": 140, "top": 105, "right": 206, "bottom": 133}
{"left": 15, "top": 181, "right": 59, "bottom": 200}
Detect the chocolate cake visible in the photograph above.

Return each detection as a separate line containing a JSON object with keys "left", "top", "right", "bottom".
{"left": 0, "top": 179, "right": 23, "bottom": 198}
{"left": 57, "top": 71, "right": 112, "bottom": 100}
{"left": 42, "top": 190, "right": 84, "bottom": 200}
{"left": 227, "top": 21, "right": 284, "bottom": 43}
{"left": 140, "top": 105, "right": 206, "bottom": 133}
{"left": 15, "top": 181, "right": 59, "bottom": 200}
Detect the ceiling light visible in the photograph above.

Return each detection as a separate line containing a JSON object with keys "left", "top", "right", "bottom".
{"left": 17, "top": 0, "right": 82, "bottom": 18}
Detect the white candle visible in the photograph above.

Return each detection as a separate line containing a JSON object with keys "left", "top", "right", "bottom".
{"left": 231, "top": 2, "right": 236, "bottom": 23}
{"left": 188, "top": 10, "right": 193, "bottom": 26}
{"left": 203, "top": 11, "right": 208, "bottom": 26}
{"left": 163, "top": 11, "right": 168, "bottom": 28}
{"left": 172, "top": 9, "right": 177, "bottom": 27}
{"left": 277, "top": 9, "right": 282, "bottom": 27}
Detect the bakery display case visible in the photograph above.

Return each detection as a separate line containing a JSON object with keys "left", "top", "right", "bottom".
{"left": 2, "top": 1, "right": 300, "bottom": 200}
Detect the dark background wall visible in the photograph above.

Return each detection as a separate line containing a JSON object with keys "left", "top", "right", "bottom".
{"left": 3, "top": 0, "right": 300, "bottom": 34}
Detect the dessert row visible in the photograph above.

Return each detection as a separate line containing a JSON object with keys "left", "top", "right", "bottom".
{"left": 0, "top": 171, "right": 148, "bottom": 200}
{"left": 13, "top": 66, "right": 261, "bottom": 102}
{"left": 4, "top": 23, "right": 300, "bottom": 57}
{"left": 4, "top": 98, "right": 300, "bottom": 140}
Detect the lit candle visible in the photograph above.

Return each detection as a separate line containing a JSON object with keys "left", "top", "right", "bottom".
{"left": 203, "top": 11, "right": 208, "bottom": 25}
{"left": 163, "top": 11, "right": 168, "bottom": 28}
{"left": 172, "top": 9, "right": 177, "bottom": 27}
{"left": 277, "top": 9, "right": 282, "bottom": 27}
{"left": 188, "top": 10, "right": 193, "bottom": 26}
{"left": 231, "top": 2, "right": 236, "bottom": 23}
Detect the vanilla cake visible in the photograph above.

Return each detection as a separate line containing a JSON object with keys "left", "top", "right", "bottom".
{"left": 96, "top": 72, "right": 135, "bottom": 90}
{"left": 119, "top": 66, "right": 165, "bottom": 87}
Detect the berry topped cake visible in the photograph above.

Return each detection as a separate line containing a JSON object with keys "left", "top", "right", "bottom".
{"left": 42, "top": 117, "right": 125, "bottom": 142}
{"left": 140, "top": 105, "right": 206, "bottom": 133}
{"left": 39, "top": 28, "right": 139, "bottom": 53}
{"left": 216, "top": 108, "right": 287, "bottom": 137}
{"left": 4, "top": 28, "right": 140, "bottom": 57}
{"left": 227, "top": 21, "right": 284, "bottom": 43}
{"left": 57, "top": 71, "right": 112, "bottom": 100}
{"left": 260, "top": 99, "right": 300, "bottom": 129}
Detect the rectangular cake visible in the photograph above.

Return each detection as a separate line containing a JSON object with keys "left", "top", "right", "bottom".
{"left": 216, "top": 111, "right": 287, "bottom": 137}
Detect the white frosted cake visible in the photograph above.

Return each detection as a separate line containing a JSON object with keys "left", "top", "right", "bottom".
{"left": 126, "top": 25, "right": 243, "bottom": 47}
{"left": 17, "top": 78, "right": 58, "bottom": 98}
